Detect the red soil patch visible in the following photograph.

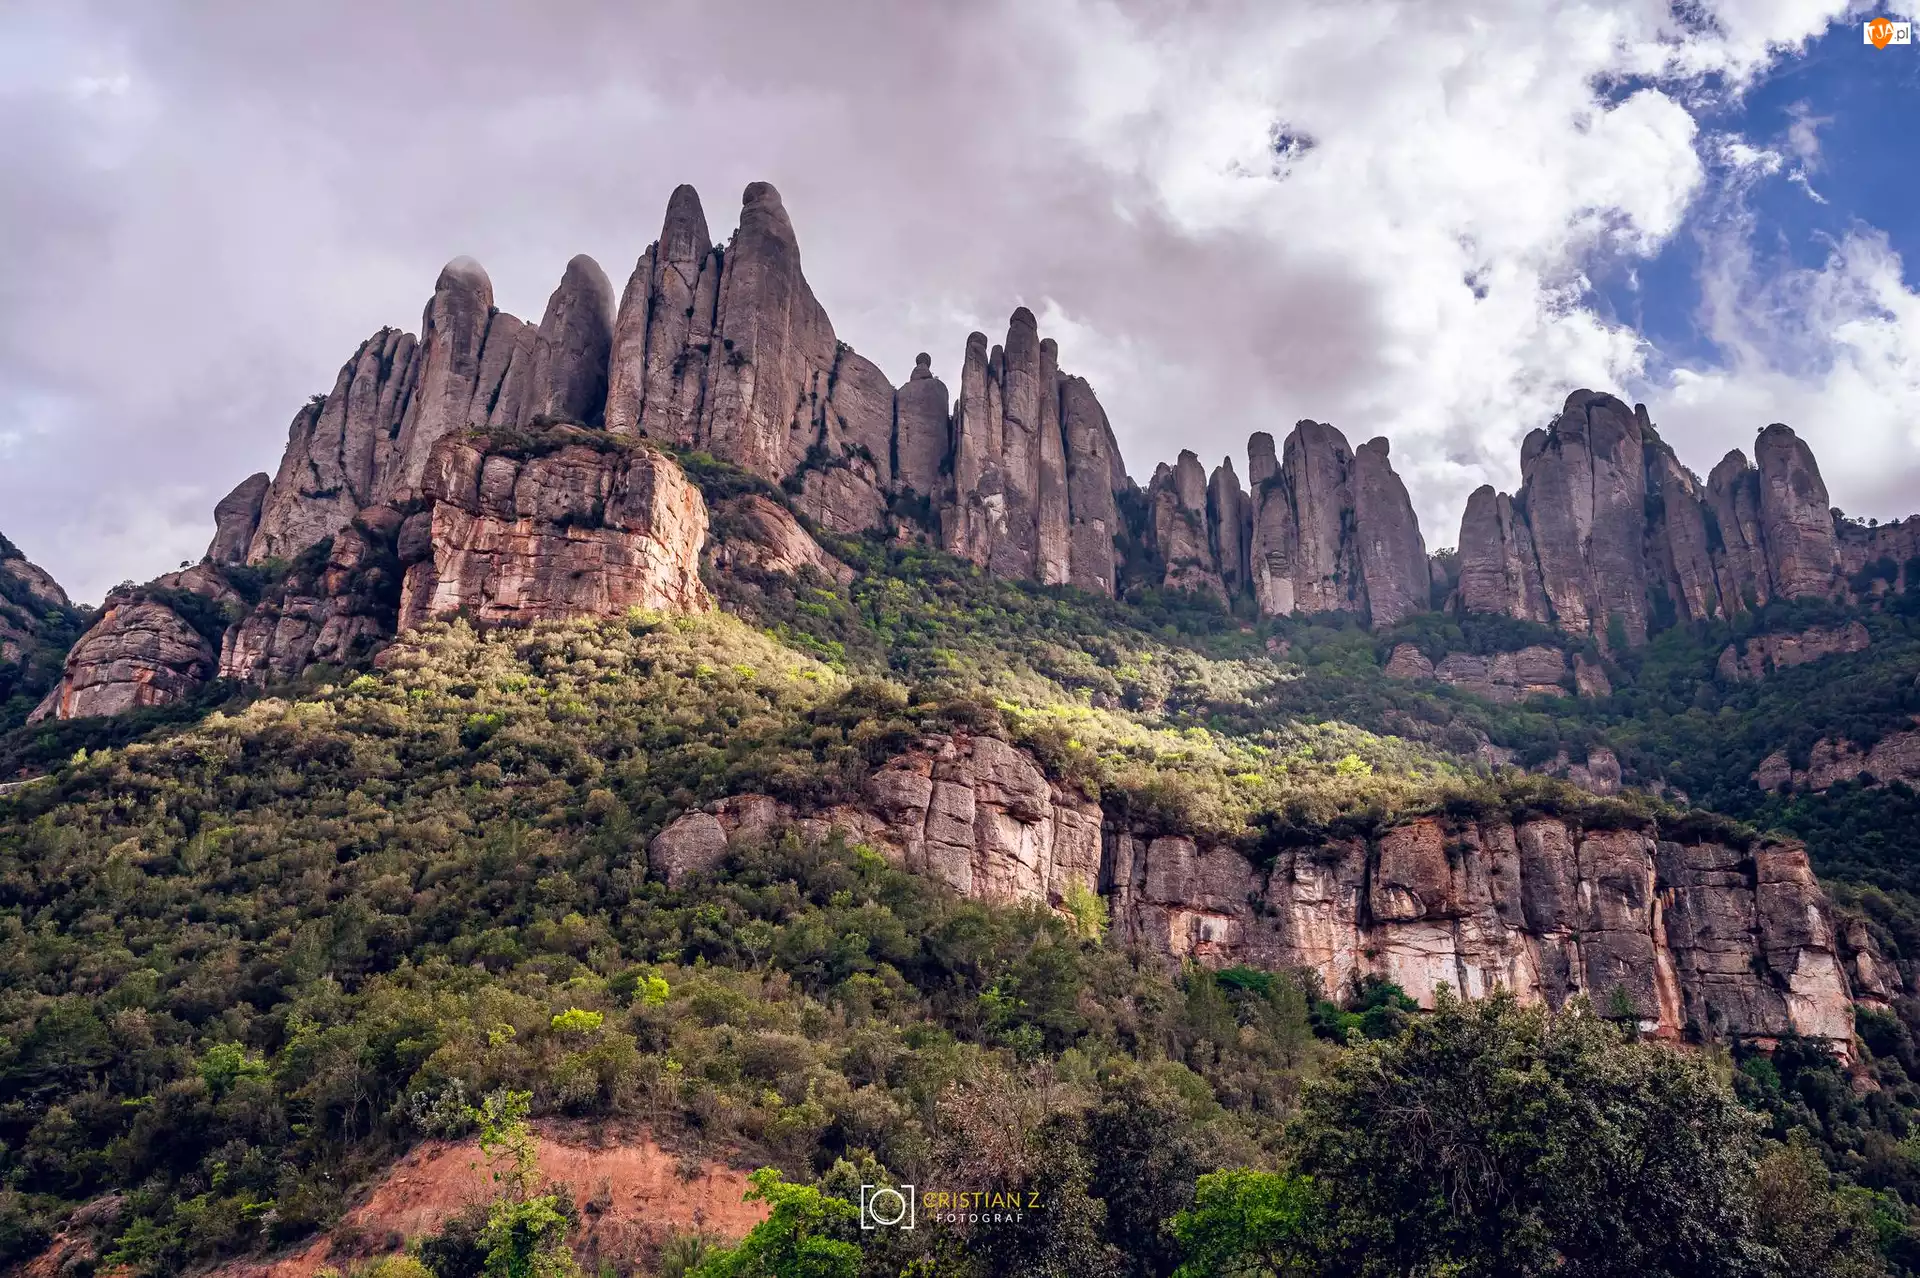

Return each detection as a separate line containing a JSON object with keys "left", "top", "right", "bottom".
{"left": 215, "top": 1125, "right": 766, "bottom": 1278}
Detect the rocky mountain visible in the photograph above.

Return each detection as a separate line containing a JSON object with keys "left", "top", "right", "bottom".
{"left": 1456, "top": 390, "right": 1920, "bottom": 649}
{"left": 0, "top": 535, "right": 88, "bottom": 732}
{"left": 31, "top": 180, "right": 1916, "bottom": 727}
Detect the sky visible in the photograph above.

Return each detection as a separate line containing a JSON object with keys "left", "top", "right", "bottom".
{"left": 2, "top": 0, "right": 1918, "bottom": 602}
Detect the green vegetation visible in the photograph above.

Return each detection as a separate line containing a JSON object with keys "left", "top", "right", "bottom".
{"left": 4, "top": 464, "right": 1920, "bottom": 1274}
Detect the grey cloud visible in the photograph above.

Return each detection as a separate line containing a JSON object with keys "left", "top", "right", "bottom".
{"left": 0, "top": 0, "right": 1907, "bottom": 601}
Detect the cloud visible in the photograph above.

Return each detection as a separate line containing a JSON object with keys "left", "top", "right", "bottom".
{"left": 1661, "top": 222, "right": 1920, "bottom": 520}
{"left": 0, "top": 0, "right": 1906, "bottom": 600}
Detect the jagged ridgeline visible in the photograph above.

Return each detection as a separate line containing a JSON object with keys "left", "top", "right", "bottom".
{"left": 7, "top": 178, "right": 1920, "bottom": 1277}
{"left": 22, "top": 181, "right": 1920, "bottom": 728}
{"left": 7, "top": 174, "right": 1915, "bottom": 1056}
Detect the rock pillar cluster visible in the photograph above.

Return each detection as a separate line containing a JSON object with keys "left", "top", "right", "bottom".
{"left": 1144, "top": 421, "right": 1431, "bottom": 629}
{"left": 1454, "top": 390, "right": 1906, "bottom": 646}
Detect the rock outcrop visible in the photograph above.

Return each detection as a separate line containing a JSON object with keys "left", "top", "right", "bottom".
{"left": 1382, "top": 642, "right": 1574, "bottom": 703}
{"left": 647, "top": 733, "right": 1102, "bottom": 908}
{"left": 1754, "top": 727, "right": 1920, "bottom": 793}
{"left": 937, "top": 314, "right": 1125, "bottom": 592}
{"left": 1351, "top": 438, "right": 1432, "bottom": 626}
{"left": 1754, "top": 423, "right": 1841, "bottom": 598}
{"left": 1457, "top": 396, "right": 1910, "bottom": 646}
{"left": 709, "top": 495, "right": 853, "bottom": 587}
{"left": 1173, "top": 421, "right": 1432, "bottom": 628}
{"left": 207, "top": 474, "right": 271, "bottom": 565}
{"left": 149, "top": 181, "right": 1913, "bottom": 708}
{"left": 1107, "top": 815, "right": 1852, "bottom": 1051}
{"left": 251, "top": 326, "right": 420, "bottom": 560}
{"left": 864, "top": 734, "right": 1104, "bottom": 905}
{"left": 1717, "top": 621, "right": 1870, "bottom": 682}
{"left": 31, "top": 597, "right": 218, "bottom": 721}
{"left": 1, "top": 536, "right": 77, "bottom": 674}
{"left": 642, "top": 732, "right": 1866, "bottom": 1055}
{"left": 1148, "top": 452, "right": 1227, "bottom": 600}
{"left": 397, "top": 430, "right": 709, "bottom": 629}
{"left": 220, "top": 509, "right": 404, "bottom": 686}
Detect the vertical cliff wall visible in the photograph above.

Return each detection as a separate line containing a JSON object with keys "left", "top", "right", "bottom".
{"left": 643, "top": 733, "right": 1868, "bottom": 1057}
{"left": 1455, "top": 390, "right": 1912, "bottom": 647}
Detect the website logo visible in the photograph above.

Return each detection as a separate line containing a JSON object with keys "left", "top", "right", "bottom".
{"left": 1865, "top": 17, "right": 1912, "bottom": 47}
{"left": 860, "top": 1183, "right": 915, "bottom": 1231}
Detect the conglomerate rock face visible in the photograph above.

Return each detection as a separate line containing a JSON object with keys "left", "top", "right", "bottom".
{"left": 1455, "top": 392, "right": 1911, "bottom": 648}
{"left": 640, "top": 732, "right": 1865, "bottom": 1056}
{"left": 220, "top": 508, "right": 405, "bottom": 687}
{"left": 397, "top": 431, "right": 710, "bottom": 629}
{"left": 30, "top": 595, "right": 217, "bottom": 721}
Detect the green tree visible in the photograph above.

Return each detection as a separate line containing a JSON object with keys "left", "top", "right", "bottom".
{"left": 1169, "top": 1169, "right": 1319, "bottom": 1278}
{"left": 1752, "top": 1130, "right": 1889, "bottom": 1278}
{"left": 1288, "top": 991, "right": 1764, "bottom": 1278}
{"left": 466, "top": 1090, "right": 579, "bottom": 1278}
{"left": 688, "top": 1168, "right": 862, "bottom": 1278}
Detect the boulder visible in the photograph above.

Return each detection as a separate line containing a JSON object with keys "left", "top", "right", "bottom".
{"left": 648, "top": 812, "right": 730, "bottom": 887}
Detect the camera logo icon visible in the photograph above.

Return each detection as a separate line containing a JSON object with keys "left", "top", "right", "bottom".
{"left": 860, "top": 1184, "right": 915, "bottom": 1230}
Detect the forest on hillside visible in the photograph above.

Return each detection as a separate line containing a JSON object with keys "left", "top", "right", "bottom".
{"left": 5, "top": 459, "right": 1920, "bottom": 1276}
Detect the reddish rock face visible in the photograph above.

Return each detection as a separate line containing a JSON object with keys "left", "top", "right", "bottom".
{"left": 710, "top": 495, "right": 852, "bottom": 587}
{"left": 1, "top": 539, "right": 74, "bottom": 675}
{"left": 220, "top": 511, "right": 404, "bottom": 686}
{"left": 398, "top": 433, "right": 709, "bottom": 629}
{"left": 1384, "top": 641, "right": 1574, "bottom": 703}
{"left": 1753, "top": 726, "right": 1920, "bottom": 793}
{"left": 1105, "top": 812, "right": 1854, "bottom": 1054}
{"left": 639, "top": 732, "right": 1868, "bottom": 1057}
{"left": 31, "top": 599, "right": 216, "bottom": 722}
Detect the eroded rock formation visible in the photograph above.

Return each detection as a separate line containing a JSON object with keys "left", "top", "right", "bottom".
{"left": 221, "top": 509, "right": 404, "bottom": 686}
{"left": 1115, "top": 804, "right": 1852, "bottom": 1053}
{"left": 1, "top": 536, "right": 75, "bottom": 673}
{"left": 709, "top": 495, "right": 854, "bottom": 587}
{"left": 1754, "top": 727, "right": 1920, "bottom": 793}
{"left": 397, "top": 430, "right": 709, "bottom": 628}
{"left": 1382, "top": 642, "right": 1575, "bottom": 703}
{"left": 31, "top": 596, "right": 218, "bottom": 721}
{"left": 1456, "top": 393, "right": 1912, "bottom": 646}
{"left": 63, "top": 179, "right": 1903, "bottom": 715}
{"left": 1717, "top": 621, "right": 1870, "bottom": 682}
{"left": 642, "top": 731, "right": 1866, "bottom": 1055}
{"left": 1164, "top": 421, "right": 1432, "bottom": 629}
